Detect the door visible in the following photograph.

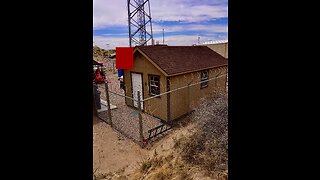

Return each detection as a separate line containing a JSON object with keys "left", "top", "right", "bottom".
{"left": 131, "top": 73, "right": 144, "bottom": 109}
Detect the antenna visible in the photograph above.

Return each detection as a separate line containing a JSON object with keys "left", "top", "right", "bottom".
{"left": 127, "top": 0, "right": 154, "bottom": 47}
{"left": 162, "top": 28, "right": 164, "bottom": 44}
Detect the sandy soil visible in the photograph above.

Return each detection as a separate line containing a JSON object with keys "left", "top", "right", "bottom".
{"left": 93, "top": 114, "right": 194, "bottom": 179}
{"left": 93, "top": 116, "right": 147, "bottom": 177}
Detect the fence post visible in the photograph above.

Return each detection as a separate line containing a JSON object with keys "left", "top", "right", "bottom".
{"left": 137, "top": 91, "right": 144, "bottom": 147}
{"left": 187, "top": 84, "right": 190, "bottom": 113}
{"left": 105, "top": 81, "right": 113, "bottom": 127}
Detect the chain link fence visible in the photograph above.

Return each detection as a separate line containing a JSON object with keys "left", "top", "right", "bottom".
{"left": 94, "top": 69, "right": 227, "bottom": 147}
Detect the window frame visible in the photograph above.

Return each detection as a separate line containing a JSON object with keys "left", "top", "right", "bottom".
{"left": 200, "top": 70, "right": 209, "bottom": 89}
{"left": 148, "top": 74, "right": 161, "bottom": 97}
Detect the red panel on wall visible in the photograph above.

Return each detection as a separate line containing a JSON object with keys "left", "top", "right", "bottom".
{"left": 116, "top": 47, "right": 134, "bottom": 69}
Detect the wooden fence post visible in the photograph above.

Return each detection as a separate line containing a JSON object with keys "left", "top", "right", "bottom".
{"left": 105, "top": 81, "right": 113, "bottom": 127}
{"left": 137, "top": 91, "right": 144, "bottom": 147}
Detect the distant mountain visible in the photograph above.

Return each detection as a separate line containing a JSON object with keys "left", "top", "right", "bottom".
{"left": 93, "top": 46, "right": 115, "bottom": 59}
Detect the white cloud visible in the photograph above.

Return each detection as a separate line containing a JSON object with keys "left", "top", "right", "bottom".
{"left": 94, "top": 34, "right": 227, "bottom": 49}
{"left": 151, "top": 1, "right": 227, "bottom": 22}
{"left": 152, "top": 23, "right": 228, "bottom": 34}
{"left": 93, "top": 0, "right": 128, "bottom": 29}
{"left": 93, "top": 0, "right": 228, "bottom": 29}
{"left": 93, "top": 0, "right": 228, "bottom": 47}
{"left": 93, "top": 36, "right": 129, "bottom": 49}
{"left": 156, "top": 35, "right": 221, "bottom": 46}
{"left": 102, "top": 33, "right": 128, "bottom": 36}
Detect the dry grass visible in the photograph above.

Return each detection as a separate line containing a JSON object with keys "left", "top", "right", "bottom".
{"left": 133, "top": 154, "right": 193, "bottom": 180}
{"left": 178, "top": 94, "right": 228, "bottom": 179}
{"left": 130, "top": 94, "right": 228, "bottom": 180}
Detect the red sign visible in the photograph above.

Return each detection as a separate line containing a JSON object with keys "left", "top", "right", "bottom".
{"left": 116, "top": 47, "right": 134, "bottom": 69}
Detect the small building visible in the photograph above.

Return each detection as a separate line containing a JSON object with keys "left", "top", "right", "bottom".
{"left": 200, "top": 40, "right": 228, "bottom": 58}
{"left": 123, "top": 45, "right": 228, "bottom": 121}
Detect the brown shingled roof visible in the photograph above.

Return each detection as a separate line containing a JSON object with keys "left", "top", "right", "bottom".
{"left": 136, "top": 45, "right": 227, "bottom": 76}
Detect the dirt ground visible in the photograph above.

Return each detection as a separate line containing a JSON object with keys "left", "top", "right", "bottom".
{"left": 93, "top": 116, "right": 147, "bottom": 178}
{"left": 93, "top": 114, "right": 194, "bottom": 179}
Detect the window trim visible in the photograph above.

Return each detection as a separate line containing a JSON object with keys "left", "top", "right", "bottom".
{"left": 148, "top": 74, "right": 161, "bottom": 97}
{"left": 200, "top": 70, "right": 209, "bottom": 89}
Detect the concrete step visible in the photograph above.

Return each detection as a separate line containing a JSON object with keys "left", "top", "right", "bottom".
{"left": 97, "top": 99, "right": 117, "bottom": 113}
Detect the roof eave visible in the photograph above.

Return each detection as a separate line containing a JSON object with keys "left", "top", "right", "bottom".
{"left": 167, "top": 64, "right": 228, "bottom": 77}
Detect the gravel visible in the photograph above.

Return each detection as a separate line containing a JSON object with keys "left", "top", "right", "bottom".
{"left": 96, "top": 71, "right": 162, "bottom": 143}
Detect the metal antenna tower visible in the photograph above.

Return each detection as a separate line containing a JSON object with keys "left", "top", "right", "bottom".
{"left": 127, "top": 0, "right": 154, "bottom": 47}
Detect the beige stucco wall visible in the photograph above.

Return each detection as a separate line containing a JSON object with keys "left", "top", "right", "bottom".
{"left": 124, "top": 51, "right": 168, "bottom": 120}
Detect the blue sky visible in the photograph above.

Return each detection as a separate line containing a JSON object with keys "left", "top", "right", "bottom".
{"left": 93, "top": 0, "right": 228, "bottom": 49}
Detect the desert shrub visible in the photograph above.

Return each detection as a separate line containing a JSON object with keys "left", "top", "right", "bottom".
{"left": 181, "top": 94, "right": 228, "bottom": 175}
{"left": 173, "top": 134, "right": 187, "bottom": 149}
{"left": 140, "top": 160, "right": 152, "bottom": 173}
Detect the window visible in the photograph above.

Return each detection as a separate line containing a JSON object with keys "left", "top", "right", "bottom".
{"left": 201, "top": 70, "right": 209, "bottom": 88}
{"left": 149, "top": 75, "right": 160, "bottom": 96}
